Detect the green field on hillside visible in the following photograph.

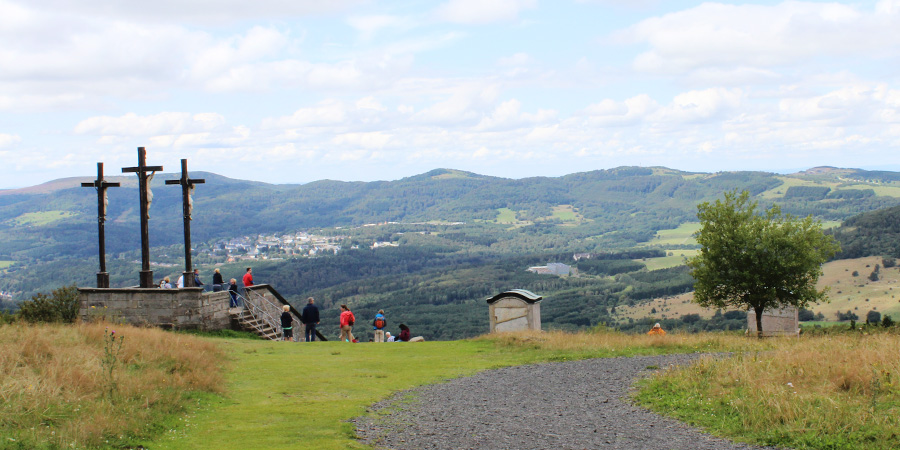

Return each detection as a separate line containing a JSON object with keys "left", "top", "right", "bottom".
{"left": 841, "top": 183, "right": 900, "bottom": 197}
{"left": 642, "top": 222, "right": 699, "bottom": 247}
{"left": 638, "top": 249, "right": 700, "bottom": 271}
{"left": 495, "top": 207, "right": 517, "bottom": 223}
{"left": 10, "top": 211, "right": 77, "bottom": 226}
{"left": 551, "top": 205, "right": 580, "bottom": 222}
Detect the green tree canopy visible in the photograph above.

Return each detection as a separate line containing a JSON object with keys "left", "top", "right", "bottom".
{"left": 687, "top": 190, "right": 840, "bottom": 337}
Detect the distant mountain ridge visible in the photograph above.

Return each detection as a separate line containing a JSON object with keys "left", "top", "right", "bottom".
{"left": 2, "top": 164, "right": 900, "bottom": 299}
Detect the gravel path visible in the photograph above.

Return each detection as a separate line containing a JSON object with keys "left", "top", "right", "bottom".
{"left": 354, "top": 353, "right": 782, "bottom": 450}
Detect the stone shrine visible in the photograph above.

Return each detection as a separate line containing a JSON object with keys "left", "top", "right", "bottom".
{"left": 487, "top": 289, "right": 542, "bottom": 333}
{"left": 747, "top": 306, "right": 799, "bottom": 337}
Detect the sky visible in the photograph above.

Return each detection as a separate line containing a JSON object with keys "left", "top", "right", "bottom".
{"left": 2, "top": 0, "right": 899, "bottom": 188}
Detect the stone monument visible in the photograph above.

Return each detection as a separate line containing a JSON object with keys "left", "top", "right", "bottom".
{"left": 486, "top": 289, "right": 542, "bottom": 333}
{"left": 747, "top": 306, "right": 799, "bottom": 337}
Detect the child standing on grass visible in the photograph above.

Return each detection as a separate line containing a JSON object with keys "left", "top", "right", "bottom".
{"left": 281, "top": 305, "right": 293, "bottom": 342}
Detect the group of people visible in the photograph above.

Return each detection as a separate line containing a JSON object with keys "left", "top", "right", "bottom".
{"left": 160, "top": 267, "right": 255, "bottom": 308}
{"left": 279, "top": 302, "right": 415, "bottom": 343}
{"left": 158, "top": 269, "right": 204, "bottom": 289}
{"left": 158, "top": 266, "right": 418, "bottom": 343}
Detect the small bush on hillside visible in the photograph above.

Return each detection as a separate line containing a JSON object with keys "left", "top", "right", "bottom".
{"left": 681, "top": 313, "right": 701, "bottom": 324}
{"left": 798, "top": 308, "right": 815, "bottom": 321}
{"left": 18, "top": 284, "right": 80, "bottom": 323}
{"left": 836, "top": 310, "right": 859, "bottom": 321}
{"left": 884, "top": 315, "right": 895, "bottom": 327}
{"left": 867, "top": 310, "right": 882, "bottom": 324}
{"left": 883, "top": 257, "right": 897, "bottom": 268}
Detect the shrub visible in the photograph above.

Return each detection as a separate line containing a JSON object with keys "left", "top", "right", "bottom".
{"left": 17, "top": 284, "right": 80, "bottom": 323}
{"left": 681, "top": 313, "right": 701, "bottom": 324}
{"left": 883, "top": 257, "right": 897, "bottom": 268}
{"left": 884, "top": 315, "right": 895, "bottom": 328}
{"left": 867, "top": 310, "right": 882, "bottom": 324}
{"left": 798, "top": 308, "right": 815, "bottom": 321}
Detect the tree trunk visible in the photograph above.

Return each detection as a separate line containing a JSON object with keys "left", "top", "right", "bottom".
{"left": 755, "top": 306, "right": 765, "bottom": 339}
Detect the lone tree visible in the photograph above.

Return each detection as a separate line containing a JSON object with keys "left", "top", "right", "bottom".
{"left": 687, "top": 190, "right": 840, "bottom": 338}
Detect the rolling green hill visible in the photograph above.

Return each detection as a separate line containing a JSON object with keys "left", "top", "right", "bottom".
{"left": 4, "top": 165, "right": 900, "bottom": 338}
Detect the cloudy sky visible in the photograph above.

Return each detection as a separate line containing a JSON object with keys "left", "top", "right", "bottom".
{"left": 2, "top": 0, "right": 899, "bottom": 188}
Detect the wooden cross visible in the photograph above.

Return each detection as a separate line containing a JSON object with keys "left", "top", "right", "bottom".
{"left": 81, "top": 162, "right": 120, "bottom": 288}
{"left": 122, "top": 147, "right": 163, "bottom": 288}
{"left": 166, "top": 159, "right": 205, "bottom": 287}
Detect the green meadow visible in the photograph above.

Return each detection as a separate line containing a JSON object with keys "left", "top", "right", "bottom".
{"left": 9, "top": 211, "right": 76, "bottom": 226}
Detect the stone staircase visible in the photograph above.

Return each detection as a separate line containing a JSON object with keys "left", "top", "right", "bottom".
{"left": 228, "top": 284, "right": 328, "bottom": 341}
{"left": 231, "top": 307, "right": 280, "bottom": 340}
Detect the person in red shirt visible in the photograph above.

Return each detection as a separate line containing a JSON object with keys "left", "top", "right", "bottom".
{"left": 339, "top": 304, "right": 355, "bottom": 343}
{"left": 242, "top": 267, "right": 253, "bottom": 288}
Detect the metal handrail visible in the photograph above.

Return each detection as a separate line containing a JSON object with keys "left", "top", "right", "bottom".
{"left": 244, "top": 289, "right": 289, "bottom": 340}
{"left": 235, "top": 291, "right": 282, "bottom": 340}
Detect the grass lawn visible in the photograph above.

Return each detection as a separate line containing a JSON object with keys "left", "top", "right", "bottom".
{"left": 0, "top": 260, "right": 13, "bottom": 269}
{"left": 151, "top": 339, "right": 546, "bottom": 450}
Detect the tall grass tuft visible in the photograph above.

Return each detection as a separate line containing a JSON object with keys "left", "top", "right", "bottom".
{"left": 0, "top": 322, "right": 225, "bottom": 449}
{"left": 636, "top": 333, "right": 900, "bottom": 449}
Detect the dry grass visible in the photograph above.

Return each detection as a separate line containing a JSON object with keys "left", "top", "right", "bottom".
{"left": 0, "top": 322, "right": 225, "bottom": 449}
{"left": 481, "top": 329, "right": 778, "bottom": 355}
{"left": 618, "top": 255, "right": 900, "bottom": 321}
{"left": 638, "top": 332, "right": 900, "bottom": 448}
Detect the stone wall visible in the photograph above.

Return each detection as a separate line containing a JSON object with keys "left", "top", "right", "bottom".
{"left": 747, "top": 306, "right": 799, "bottom": 337}
{"left": 79, "top": 287, "right": 233, "bottom": 331}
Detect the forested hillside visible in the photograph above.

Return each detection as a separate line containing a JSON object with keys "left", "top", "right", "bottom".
{"left": 4, "top": 165, "right": 900, "bottom": 338}
{"left": 831, "top": 205, "right": 900, "bottom": 259}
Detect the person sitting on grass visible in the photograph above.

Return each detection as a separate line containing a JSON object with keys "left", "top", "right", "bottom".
{"left": 647, "top": 323, "right": 666, "bottom": 336}
{"left": 397, "top": 323, "right": 411, "bottom": 342}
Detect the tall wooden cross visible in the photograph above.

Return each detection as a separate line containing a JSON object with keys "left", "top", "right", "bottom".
{"left": 166, "top": 159, "right": 205, "bottom": 287}
{"left": 122, "top": 147, "right": 163, "bottom": 288}
{"left": 81, "top": 162, "right": 120, "bottom": 288}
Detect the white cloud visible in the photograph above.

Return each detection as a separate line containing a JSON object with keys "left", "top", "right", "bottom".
{"left": 261, "top": 100, "right": 349, "bottom": 129}
{"left": 75, "top": 112, "right": 227, "bottom": 136}
{"left": 619, "top": 1, "right": 900, "bottom": 76}
{"left": 347, "top": 15, "right": 411, "bottom": 40}
{"left": 475, "top": 99, "right": 557, "bottom": 130}
{"left": 332, "top": 131, "right": 393, "bottom": 149}
{"left": 0, "top": 133, "right": 22, "bottom": 148}
{"left": 10, "top": 0, "right": 365, "bottom": 24}
{"left": 434, "top": 0, "right": 536, "bottom": 24}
